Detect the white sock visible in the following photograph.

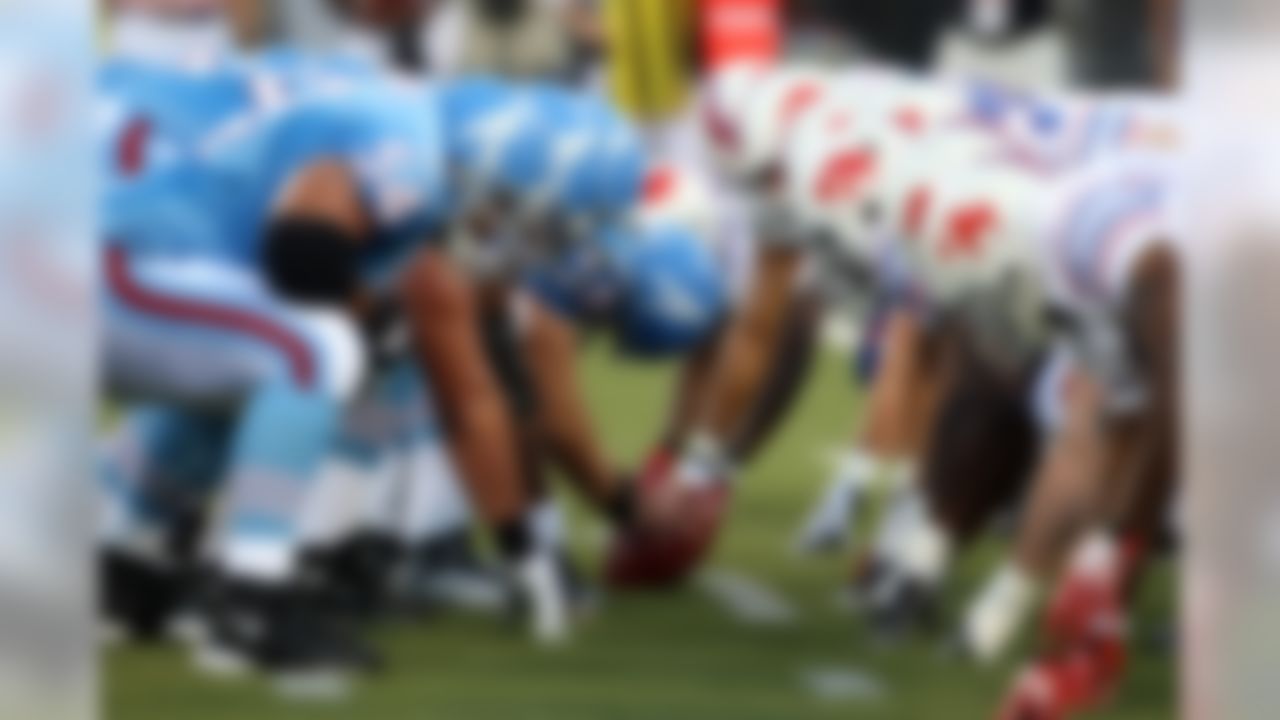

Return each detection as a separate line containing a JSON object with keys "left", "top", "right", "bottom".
{"left": 217, "top": 536, "right": 294, "bottom": 585}
{"left": 298, "top": 459, "right": 367, "bottom": 551}
{"left": 796, "top": 449, "right": 881, "bottom": 551}
{"left": 511, "top": 549, "right": 569, "bottom": 646}
{"left": 530, "top": 499, "right": 566, "bottom": 553}
{"left": 964, "top": 561, "right": 1040, "bottom": 663}
{"left": 1070, "top": 530, "right": 1121, "bottom": 579}
{"left": 834, "top": 448, "right": 880, "bottom": 497}
{"left": 396, "top": 442, "right": 472, "bottom": 547}
{"left": 872, "top": 479, "right": 920, "bottom": 563}
{"left": 355, "top": 457, "right": 399, "bottom": 540}
{"left": 894, "top": 508, "right": 952, "bottom": 586}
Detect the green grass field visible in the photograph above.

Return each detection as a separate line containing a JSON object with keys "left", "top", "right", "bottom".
{"left": 106, "top": 344, "right": 1174, "bottom": 719}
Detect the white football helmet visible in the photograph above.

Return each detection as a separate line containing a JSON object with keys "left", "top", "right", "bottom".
{"left": 785, "top": 76, "right": 965, "bottom": 267}
{"left": 700, "top": 63, "right": 768, "bottom": 181}
{"left": 703, "top": 63, "right": 830, "bottom": 183}
{"left": 633, "top": 162, "right": 719, "bottom": 250}
{"left": 912, "top": 160, "right": 1046, "bottom": 308}
{"left": 786, "top": 105, "right": 903, "bottom": 265}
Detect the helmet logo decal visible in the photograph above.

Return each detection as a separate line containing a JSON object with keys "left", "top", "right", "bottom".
{"left": 942, "top": 202, "right": 998, "bottom": 260}
{"left": 815, "top": 147, "right": 877, "bottom": 205}
{"left": 642, "top": 166, "right": 678, "bottom": 207}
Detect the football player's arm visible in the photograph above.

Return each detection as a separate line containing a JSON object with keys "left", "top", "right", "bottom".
{"left": 521, "top": 297, "right": 630, "bottom": 515}
{"left": 658, "top": 335, "right": 721, "bottom": 452}
{"left": 696, "top": 245, "right": 804, "bottom": 444}
{"left": 400, "top": 249, "right": 529, "bottom": 539}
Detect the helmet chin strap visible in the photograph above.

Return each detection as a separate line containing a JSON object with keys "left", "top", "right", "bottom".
{"left": 110, "top": 10, "right": 234, "bottom": 72}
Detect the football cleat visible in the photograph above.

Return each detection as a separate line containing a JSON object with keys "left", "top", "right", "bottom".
{"left": 300, "top": 533, "right": 400, "bottom": 622}
{"left": 393, "top": 531, "right": 507, "bottom": 617}
{"left": 996, "top": 639, "right": 1128, "bottom": 720}
{"left": 863, "top": 571, "right": 942, "bottom": 641}
{"left": 1044, "top": 533, "right": 1140, "bottom": 650}
{"left": 191, "top": 574, "right": 382, "bottom": 699}
{"left": 101, "top": 548, "right": 189, "bottom": 643}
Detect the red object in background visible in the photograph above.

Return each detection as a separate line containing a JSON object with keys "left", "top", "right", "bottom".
{"left": 700, "top": 0, "right": 782, "bottom": 70}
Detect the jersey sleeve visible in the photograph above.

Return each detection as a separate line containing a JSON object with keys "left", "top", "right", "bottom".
{"left": 1043, "top": 156, "right": 1173, "bottom": 306}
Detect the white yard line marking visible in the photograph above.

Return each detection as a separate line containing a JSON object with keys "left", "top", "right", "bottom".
{"left": 799, "top": 665, "right": 887, "bottom": 704}
{"left": 696, "top": 567, "right": 799, "bottom": 626}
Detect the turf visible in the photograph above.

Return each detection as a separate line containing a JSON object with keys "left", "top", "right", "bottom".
{"left": 106, "top": 342, "right": 1174, "bottom": 719}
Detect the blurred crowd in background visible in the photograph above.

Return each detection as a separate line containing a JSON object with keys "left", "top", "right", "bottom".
{"left": 217, "top": 0, "right": 1174, "bottom": 99}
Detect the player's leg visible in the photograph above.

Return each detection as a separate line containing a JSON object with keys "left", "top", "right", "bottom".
{"left": 796, "top": 301, "right": 917, "bottom": 554}
{"left": 332, "top": 360, "right": 501, "bottom": 617}
{"left": 99, "top": 406, "right": 231, "bottom": 641}
{"left": 727, "top": 286, "right": 824, "bottom": 463}
{"left": 297, "top": 378, "right": 400, "bottom": 620}
{"left": 104, "top": 250, "right": 373, "bottom": 684}
{"left": 851, "top": 311, "right": 956, "bottom": 599}
{"left": 516, "top": 294, "right": 633, "bottom": 520}
{"left": 998, "top": 245, "right": 1181, "bottom": 717}
{"left": 398, "top": 248, "right": 569, "bottom": 643}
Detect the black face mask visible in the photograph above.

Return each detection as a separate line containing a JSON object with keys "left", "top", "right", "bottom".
{"left": 477, "top": 0, "right": 527, "bottom": 25}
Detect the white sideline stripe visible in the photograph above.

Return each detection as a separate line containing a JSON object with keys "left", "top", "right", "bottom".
{"left": 696, "top": 567, "right": 798, "bottom": 626}
{"left": 799, "top": 665, "right": 887, "bottom": 704}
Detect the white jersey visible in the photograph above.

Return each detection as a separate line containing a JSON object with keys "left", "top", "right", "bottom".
{"left": 961, "top": 87, "right": 1182, "bottom": 173}
{"left": 1031, "top": 151, "right": 1178, "bottom": 413}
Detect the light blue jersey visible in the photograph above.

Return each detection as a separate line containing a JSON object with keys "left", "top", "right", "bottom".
{"left": 440, "top": 77, "right": 649, "bottom": 278}
{"left": 105, "top": 79, "right": 448, "bottom": 276}
{"left": 96, "top": 55, "right": 266, "bottom": 186}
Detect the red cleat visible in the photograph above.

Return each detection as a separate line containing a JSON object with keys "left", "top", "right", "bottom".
{"left": 1044, "top": 533, "right": 1140, "bottom": 650}
{"left": 996, "top": 639, "right": 1129, "bottom": 720}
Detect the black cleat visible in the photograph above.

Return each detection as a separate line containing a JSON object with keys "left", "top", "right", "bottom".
{"left": 100, "top": 548, "right": 188, "bottom": 643}
{"left": 301, "top": 534, "right": 401, "bottom": 622}
{"left": 191, "top": 575, "right": 383, "bottom": 699}
{"left": 862, "top": 571, "right": 942, "bottom": 643}
{"left": 393, "top": 531, "right": 506, "bottom": 617}
{"left": 556, "top": 550, "right": 601, "bottom": 619}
